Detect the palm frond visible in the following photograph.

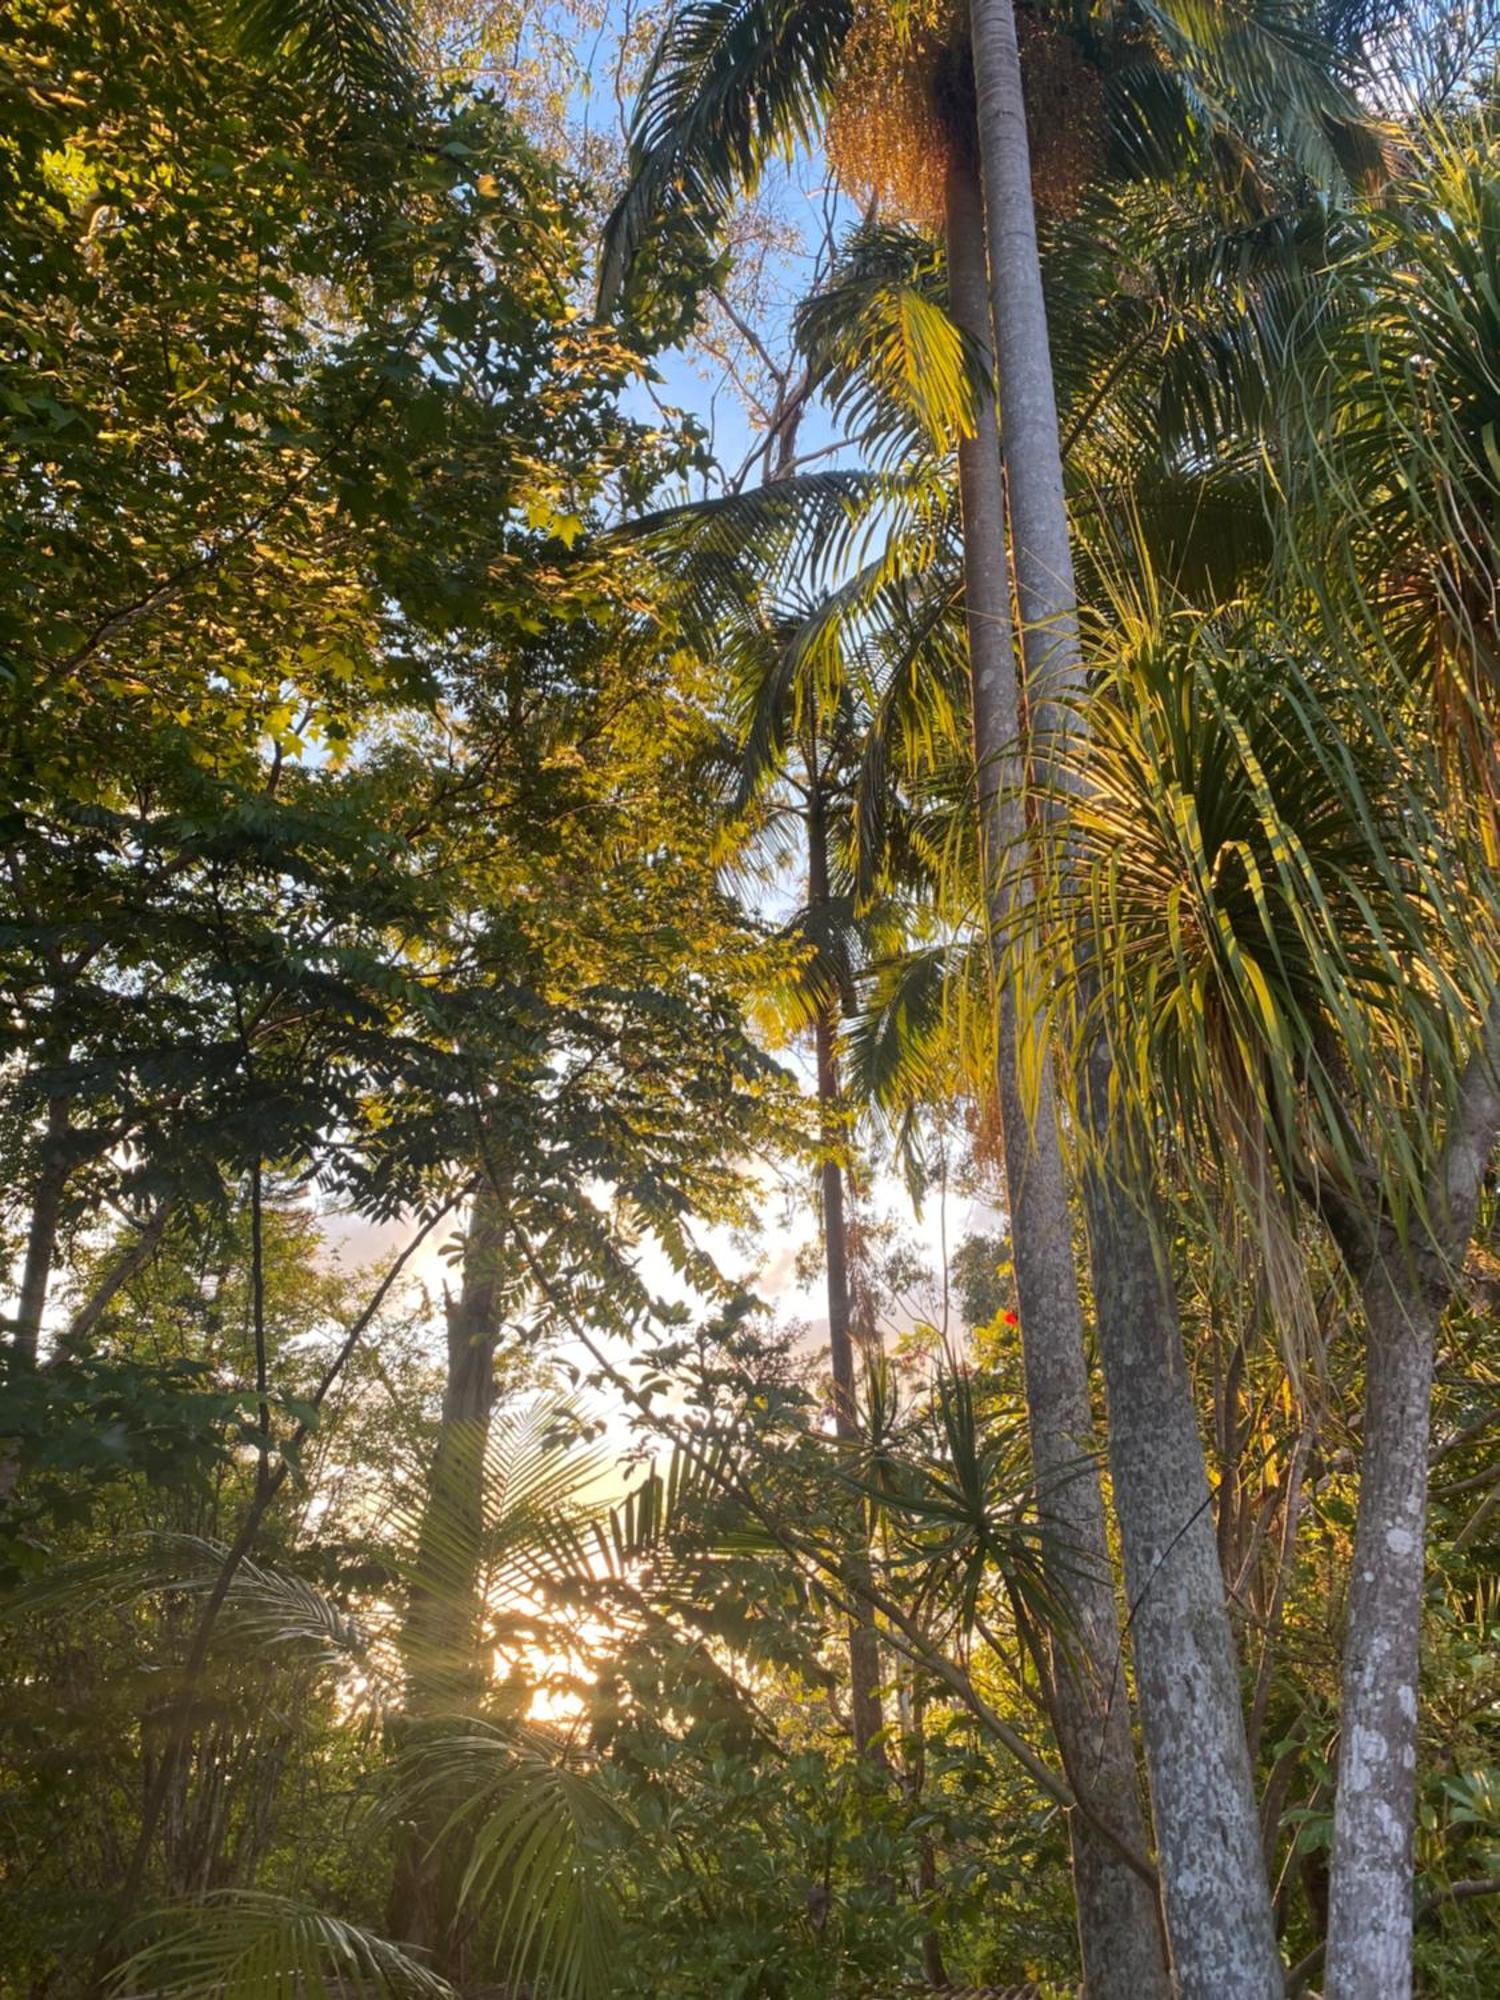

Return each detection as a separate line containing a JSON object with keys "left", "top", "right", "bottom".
{"left": 1283, "top": 113, "right": 1500, "bottom": 807}
{"left": 114, "top": 1892, "right": 448, "bottom": 2000}
{"left": 795, "top": 220, "right": 986, "bottom": 463}
{"left": 208, "top": 0, "right": 415, "bottom": 113}
{"left": 1128, "top": 0, "right": 1390, "bottom": 194}
{"left": 383, "top": 1722, "right": 625, "bottom": 2000}
{"left": 1017, "top": 597, "right": 1496, "bottom": 1339}
{"left": 599, "top": 0, "right": 853, "bottom": 307}
{"left": 3, "top": 1532, "right": 368, "bottom": 1672}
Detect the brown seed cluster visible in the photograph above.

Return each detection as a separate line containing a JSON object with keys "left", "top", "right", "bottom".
{"left": 1015, "top": 6, "right": 1106, "bottom": 219}
{"left": 825, "top": 0, "right": 962, "bottom": 229}
{"left": 826, "top": 2, "right": 1106, "bottom": 229}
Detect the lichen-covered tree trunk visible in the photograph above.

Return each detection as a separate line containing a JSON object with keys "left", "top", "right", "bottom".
{"left": 1079, "top": 1093, "right": 1282, "bottom": 1997}
{"left": 945, "top": 154, "right": 1167, "bottom": 2000}
{"left": 1324, "top": 1264, "right": 1434, "bottom": 2000}
{"left": 965, "top": 2, "right": 1282, "bottom": 1986}
{"left": 1325, "top": 995, "right": 1500, "bottom": 1999}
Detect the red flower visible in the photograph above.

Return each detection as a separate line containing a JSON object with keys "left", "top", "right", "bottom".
{"left": 1003, "top": 1310, "right": 1019, "bottom": 1327}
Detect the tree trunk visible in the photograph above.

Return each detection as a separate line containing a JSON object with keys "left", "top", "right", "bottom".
{"left": 1323, "top": 1262, "right": 1434, "bottom": 2000}
{"left": 401, "top": 1184, "right": 508, "bottom": 1710}
{"left": 61, "top": 1198, "right": 175, "bottom": 1354}
{"left": 1079, "top": 1097, "right": 1282, "bottom": 1997}
{"left": 388, "top": 1182, "right": 509, "bottom": 1973}
{"left": 12, "top": 1093, "right": 71, "bottom": 1363}
{"left": 965, "top": 4, "right": 1283, "bottom": 1987}
{"left": 1324, "top": 995, "right": 1500, "bottom": 1999}
{"left": 945, "top": 154, "right": 1168, "bottom": 2000}
{"left": 806, "top": 767, "right": 887, "bottom": 1768}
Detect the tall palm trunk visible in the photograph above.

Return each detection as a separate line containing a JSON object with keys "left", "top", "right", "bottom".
{"left": 965, "top": 3, "right": 1283, "bottom": 1989}
{"left": 388, "top": 1181, "right": 509, "bottom": 1974}
{"left": 806, "top": 764, "right": 886, "bottom": 1767}
{"left": 1324, "top": 997, "right": 1500, "bottom": 1999}
{"left": 945, "top": 155, "right": 1167, "bottom": 2000}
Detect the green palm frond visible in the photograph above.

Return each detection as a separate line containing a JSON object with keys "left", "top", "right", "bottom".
{"left": 599, "top": 0, "right": 853, "bottom": 307}
{"left": 795, "top": 220, "right": 986, "bottom": 462}
{"left": 476, "top": 1398, "right": 613, "bottom": 1603}
{"left": 383, "top": 1722, "right": 625, "bottom": 2000}
{"left": 208, "top": 0, "right": 415, "bottom": 112}
{"left": 3, "top": 1532, "right": 369, "bottom": 1673}
{"left": 115, "top": 1892, "right": 448, "bottom": 2000}
{"left": 379, "top": 1395, "right": 612, "bottom": 1704}
{"left": 626, "top": 467, "right": 946, "bottom": 641}
{"left": 1285, "top": 113, "right": 1500, "bottom": 805}
{"left": 1021, "top": 600, "right": 1494, "bottom": 1311}
{"left": 1047, "top": 184, "right": 1335, "bottom": 464}
{"left": 208, "top": 1548, "right": 370, "bottom": 1661}
{"left": 594, "top": 1433, "right": 747, "bottom": 1574}
{"left": 1127, "top": 0, "right": 1389, "bottom": 193}
{"left": 846, "top": 941, "right": 965, "bottom": 1121}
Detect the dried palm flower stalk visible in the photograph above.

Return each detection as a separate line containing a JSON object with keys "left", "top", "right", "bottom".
{"left": 1015, "top": 6, "right": 1105, "bottom": 219}
{"left": 828, "top": 3, "right": 1105, "bottom": 228}
{"left": 826, "top": 0, "right": 962, "bottom": 228}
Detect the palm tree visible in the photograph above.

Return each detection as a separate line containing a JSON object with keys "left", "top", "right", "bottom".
{"left": 963, "top": 4, "right": 1284, "bottom": 1987}
{"left": 1279, "top": 115, "right": 1500, "bottom": 2000}
{"left": 941, "top": 133, "right": 1169, "bottom": 1997}
{"left": 603, "top": 5, "right": 1379, "bottom": 1986}
{"left": 712, "top": 597, "right": 905, "bottom": 1768}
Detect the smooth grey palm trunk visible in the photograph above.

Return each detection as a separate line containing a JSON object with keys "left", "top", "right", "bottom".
{"left": 946, "top": 156, "right": 1167, "bottom": 2000}
{"left": 806, "top": 769, "right": 887, "bottom": 1766}
{"left": 965, "top": 1, "right": 1282, "bottom": 1988}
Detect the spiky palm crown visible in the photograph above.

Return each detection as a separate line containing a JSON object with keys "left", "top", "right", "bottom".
{"left": 1288, "top": 112, "right": 1500, "bottom": 812}
{"left": 601, "top": 0, "right": 1387, "bottom": 311}
{"left": 1019, "top": 601, "right": 1493, "bottom": 1242}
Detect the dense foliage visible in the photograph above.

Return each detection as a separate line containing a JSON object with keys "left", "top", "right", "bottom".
{"left": 2, "top": 3, "right": 1498, "bottom": 1999}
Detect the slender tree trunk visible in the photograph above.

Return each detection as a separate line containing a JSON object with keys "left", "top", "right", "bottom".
{"left": 965, "top": 4, "right": 1283, "bottom": 1987}
{"left": 1078, "top": 1099, "right": 1282, "bottom": 1997}
{"left": 1324, "top": 1263, "right": 1434, "bottom": 2000}
{"left": 946, "top": 154, "right": 1167, "bottom": 2000}
{"left": 401, "top": 1184, "right": 507, "bottom": 1708}
{"left": 806, "top": 769, "right": 887, "bottom": 1767}
{"left": 1324, "top": 995, "right": 1500, "bottom": 1999}
{"left": 61, "top": 1199, "right": 175, "bottom": 1353}
{"left": 12, "top": 1093, "right": 71, "bottom": 1362}
{"left": 388, "top": 1183, "right": 509, "bottom": 1973}
{"left": 903, "top": 1678, "right": 950, "bottom": 1988}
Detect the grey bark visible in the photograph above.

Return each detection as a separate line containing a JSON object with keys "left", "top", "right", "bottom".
{"left": 806, "top": 764, "right": 887, "bottom": 1767}
{"left": 946, "top": 154, "right": 1167, "bottom": 2000}
{"left": 1079, "top": 1098, "right": 1283, "bottom": 1999}
{"left": 1324, "top": 1265, "right": 1434, "bottom": 2000}
{"left": 1325, "top": 995, "right": 1500, "bottom": 2000}
{"left": 965, "top": 2, "right": 1283, "bottom": 1987}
